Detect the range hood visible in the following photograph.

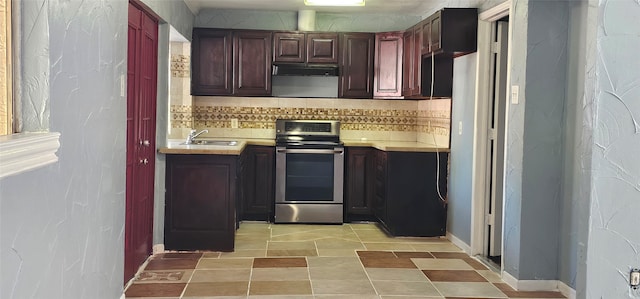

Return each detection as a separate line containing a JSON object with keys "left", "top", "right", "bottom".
{"left": 272, "top": 64, "right": 339, "bottom": 76}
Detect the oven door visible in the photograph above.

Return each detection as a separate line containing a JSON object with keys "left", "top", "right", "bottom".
{"left": 275, "top": 146, "right": 344, "bottom": 204}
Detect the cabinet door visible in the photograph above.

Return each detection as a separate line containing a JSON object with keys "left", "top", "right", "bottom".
{"left": 412, "top": 25, "right": 423, "bottom": 96}
{"left": 273, "top": 32, "right": 305, "bottom": 63}
{"left": 374, "top": 32, "right": 403, "bottom": 98}
{"left": 401, "top": 30, "right": 414, "bottom": 97}
{"left": 346, "top": 148, "right": 375, "bottom": 221}
{"left": 233, "top": 31, "right": 272, "bottom": 96}
{"left": 372, "top": 150, "right": 387, "bottom": 224}
{"left": 430, "top": 12, "right": 442, "bottom": 53}
{"left": 422, "top": 19, "right": 432, "bottom": 55}
{"left": 242, "top": 146, "right": 275, "bottom": 221}
{"left": 191, "top": 29, "right": 232, "bottom": 95}
{"left": 339, "top": 33, "right": 374, "bottom": 99}
{"left": 307, "top": 33, "right": 338, "bottom": 64}
{"left": 165, "top": 155, "right": 237, "bottom": 251}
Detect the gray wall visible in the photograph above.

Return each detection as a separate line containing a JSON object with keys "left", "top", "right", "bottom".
{"left": 447, "top": 53, "right": 478, "bottom": 244}
{"left": 584, "top": 0, "right": 640, "bottom": 296}
{"left": 195, "top": 9, "right": 420, "bottom": 32}
{"left": 503, "top": 0, "right": 569, "bottom": 280}
{"left": 1, "top": 0, "right": 128, "bottom": 298}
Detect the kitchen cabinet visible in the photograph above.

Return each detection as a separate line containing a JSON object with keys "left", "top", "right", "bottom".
{"left": 401, "top": 26, "right": 422, "bottom": 98}
{"left": 345, "top": 147, "right": 376, "bottom": 221}
{"left": 165, "top": 154, "right": 237, "bottom": 251}
{"left": 233, "top": 31, "right": 272, "bottom": 96}
{"left": 374, "top": 150, "right": 448, "bottom": 237}
{"left": 191, "top": 29, "right": 233, "bottom": 95}
{"left": 339, "top": 33, "right": 375, "bottom": 99}
{"left": 273, "top": 32, "right": 305, "bottom": 63}
{"left": 422, "top": 8, "right": 478, "bottom": 55}
{"left": 422, "top": 52, "right": 454, "bottom": 98}
{"left": 273, "top": 32, "right": 338, "bottom": 64}
{"left": 374, "top": 32, "right": 403, "bottom": 99}
{"left": 307, "top": 33, "right": 339, "bottom": 63}
{"left": 240, "top": 146, "right": 275, "bottom": 221}
{"left": 191, "top": 28, "right": 272, "bottom": 96}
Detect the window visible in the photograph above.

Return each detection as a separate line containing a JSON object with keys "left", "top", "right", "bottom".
{"left": 0, "top": 0, "right": 12, "bottom": 135}
{"left": 0, "top": 0, "right": 60, "bottom": 179}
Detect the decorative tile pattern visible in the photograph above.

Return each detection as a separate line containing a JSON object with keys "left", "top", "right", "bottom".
{"left": 170, "top": 54, "right": 189, "bottom": 78}
{"left": 169, "top": 100, "right": 451, "bottom": 139}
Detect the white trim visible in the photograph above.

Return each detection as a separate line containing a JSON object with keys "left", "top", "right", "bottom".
{"left": 502, "top": 270, "right": 574, "bottom": 294}
{"left": 558, "top": 281, "right": 577, "bottom": 299}
{"left": 446, "top": 231, "right": 471, "bottom": 254}
{"left": 152, "top": 244, "right": 165, "bottom": 255}
{"left": 470, "top": 20, "right": 493, "bottom": 256}
{"left": 119, "top": 294, "right": 125, "bottom": 299}
{"left": 479, "top": 0, "right": 511, "bottom": 21}
{"left": 0, "top": 132, "right": 61, "bottom": 179}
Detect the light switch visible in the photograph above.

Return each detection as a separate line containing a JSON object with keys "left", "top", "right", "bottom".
{"left": 458, "top": 121, "right": 463, "bottom": 135}
{"left": 120, "top": 75, "right": 126, "bottom": 97}
{"left": 511, "top": 85, "right": 519, "bottom": 104}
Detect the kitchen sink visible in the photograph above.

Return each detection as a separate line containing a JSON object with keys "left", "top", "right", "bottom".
{"left": 182, "top": 140, "right": 238, "bottom": 146}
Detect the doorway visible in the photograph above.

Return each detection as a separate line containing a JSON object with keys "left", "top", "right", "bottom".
{"left": 125, "top": 1, "right": 158, "bottom": 283}
{"left": 470, "top": 1, "right": 511, "bottom": 270}
{"left": 485, "top": 19, "right": 509, "bottom": 266}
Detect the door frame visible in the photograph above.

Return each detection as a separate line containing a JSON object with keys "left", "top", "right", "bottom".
{"left": 470, "top": 0, "right": 511, "bottom": 260}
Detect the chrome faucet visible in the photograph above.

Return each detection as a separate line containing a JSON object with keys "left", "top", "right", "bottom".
{"left": 185, "top": 129, "right": 209, "bottom": 144}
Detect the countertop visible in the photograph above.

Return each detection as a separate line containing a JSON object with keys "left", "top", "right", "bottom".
{"left": 158, "top": 138, "right": 448, "bottom": 155}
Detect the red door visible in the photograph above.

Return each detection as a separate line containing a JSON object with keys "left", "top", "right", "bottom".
{"left": 125, "top": 2, "right": 158, "bottom": 283}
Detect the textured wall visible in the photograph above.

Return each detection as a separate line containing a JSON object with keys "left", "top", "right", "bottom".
{"left": 0, "top": 1, "right": 128, "bottom": 299}
{"left": 447, "top": 53, "right": 477, "bottom": 245}
{"left": 195, "top": 9, "right": 420, "bottom": 32}
{"left": 140, "top": 0, "right": 194, "bottom": 40}
{"left": 585, "top": 0, "right": 640, "bottom": 296}
{"left": 503, "top": 0, "right": 569, "bottom": 281}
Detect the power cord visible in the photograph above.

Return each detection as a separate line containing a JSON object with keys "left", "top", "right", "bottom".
{"left": 429, "top": 53, "right": 446, "bottom": 203}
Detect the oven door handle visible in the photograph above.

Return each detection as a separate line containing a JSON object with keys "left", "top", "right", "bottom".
{"left": 277, "top": 148, "right": 344, "bottom": 155}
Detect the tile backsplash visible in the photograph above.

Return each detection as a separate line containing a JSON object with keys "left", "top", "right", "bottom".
{"left": 169, "top": 96, "right": 451, "bottom": 147}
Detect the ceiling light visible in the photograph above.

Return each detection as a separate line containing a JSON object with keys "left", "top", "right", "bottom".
{"left": 304, "top": 0, "right": 365, "bottom": 6}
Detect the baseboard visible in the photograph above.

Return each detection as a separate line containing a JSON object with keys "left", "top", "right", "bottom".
{"left": 152, "top": 244, "right": 165, "bottom": 255}
{"left": 558, "top": 281, "right": 577, "bottom": 299}
{"left": 502, "top": 270, "right": 576, "bottom": 297}
{"left": 446, "top": 231, "right": 472, "bottom": 254}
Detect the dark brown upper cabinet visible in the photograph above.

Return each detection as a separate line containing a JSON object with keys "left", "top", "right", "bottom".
{"left": 192, "top": 28, "right": 272, "bottom": 96}
{"left": 402, "top": 26, "right": 423, "bottom": 98}
{"left": 339, "top": 33, "right": 374, "bottom": 99}
{"left": 422, "top": 8, "right": 478, "bottom": 56}
{"left": 233, "top": 30, "right": 272, "bottom": 96}
{"left": 191, "top": 29, "right": 233, "bottom": 95}
{"left": 273, "top": 32, "right": 338, "bottom": 64}
{"left": 273, "top": 32, "right": 305, "bottom": 63}
{"left": 306, "top": 33, "right": 338, "bottom": 64}
{"left": 374, "top": 32, "right": 403, "bottom": 99}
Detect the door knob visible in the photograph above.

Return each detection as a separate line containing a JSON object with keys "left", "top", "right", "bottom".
{"left": 139, "top": 158, "right": 149, "bottom": 165}
{"left": 140, "top": 140, "right": 150, "bottom": 146}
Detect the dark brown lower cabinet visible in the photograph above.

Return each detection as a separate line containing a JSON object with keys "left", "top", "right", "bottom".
{"left": 345, "top": 147, "right": 376, "bottom": 221}
{"left": 240, "top": 146, "right": 275, "bottom": 221}
{"left": 165, "top": 154, "right": 237, "bottom": 251}
{"left": 374, "top": 150, "right": 449, "bottom": 237}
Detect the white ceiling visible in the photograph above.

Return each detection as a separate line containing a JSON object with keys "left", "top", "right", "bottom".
{"left": 182, "top": 0, "right": 488, "bottom": 16}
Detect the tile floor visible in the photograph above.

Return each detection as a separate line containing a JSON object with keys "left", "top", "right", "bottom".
{"left": 125, "top": 223, "right": 566, "bottom": 299}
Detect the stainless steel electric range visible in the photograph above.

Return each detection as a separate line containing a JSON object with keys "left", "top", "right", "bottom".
{"left": 274, "top": 119, "right": 344, "bottom": 224}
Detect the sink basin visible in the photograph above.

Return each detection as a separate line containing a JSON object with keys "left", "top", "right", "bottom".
{"left": 182, "top": 140, "right": 238, "bottom": 146}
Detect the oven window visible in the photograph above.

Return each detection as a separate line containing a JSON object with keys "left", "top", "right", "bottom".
{"left": 285, "top": 153, "right": 334, "bottom": 202}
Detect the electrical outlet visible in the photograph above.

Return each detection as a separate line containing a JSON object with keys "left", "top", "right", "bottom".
{"left": 231, "top": 118, "right": 239, "bottom": 129}
{"left": 120, "top": 75, "right": 126, "bottom": 97}
{"left": 631, "top": 269, "right": 640, "bottom": 289}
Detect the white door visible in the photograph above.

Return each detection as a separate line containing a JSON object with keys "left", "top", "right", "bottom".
{"left": 486, "top": 20, "right": 509, "bottom": 258}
